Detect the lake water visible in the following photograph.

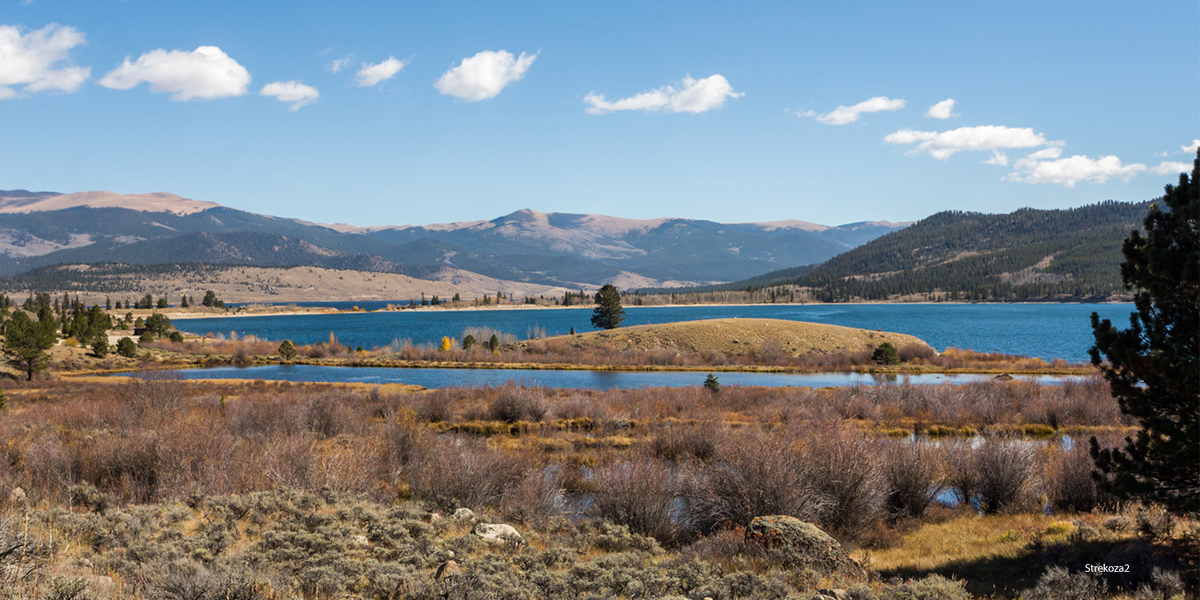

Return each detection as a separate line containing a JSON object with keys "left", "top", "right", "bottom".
{"left": 158, "top": 364, "right": 1074, "bottom": 390}
{"left": 177, "top": 303, "right": 1133, "bottom": 362}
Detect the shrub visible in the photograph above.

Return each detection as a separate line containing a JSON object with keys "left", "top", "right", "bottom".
{"left": 92, "top": 336, "right": 109, "bottom": 358}
{"left": 1046, "top": 444, "right": 1106, "bottom": 512}
{"left": 804, "top": 425, "right": 887, "bottom": 537}
{"left": 884, "top": 441, "right": 943, "bottom": 520}
{"left": 406, "top": 435, "right": 525, "bottom": 509}
{"left": 487, "top": 386, "right": 549, "bottom": 423}
{"left": 1024, "top": 566, "right": 1105, "bottom": 600}
{"left": 683, "top": 429, "right": 822, "bottom": 534}
{"left": 879, "top": 575, "right": 971, "bottom": 600}
{"left": 169, "top": 331, "right": 185, "bottom": 343}
{"left": 975, "top": 439, "right": 1037, "bottom": 514}
{"left": 139, "top": 331, "right": 155, "bottom": 344}
{"left": 590, "top": 458, "right": 679, "bottom": 544}
{"left": 872, "top": 342, "right": 899, "bottom": 365}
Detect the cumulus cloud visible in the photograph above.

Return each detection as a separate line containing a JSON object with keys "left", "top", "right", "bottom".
{"left": 1151, "top": 161, "right": 1191, "bottom": 175}
{"left": 356, "top": 56, "right": 409, "bottom": 87}
{"left": 1184, "top": 139, "right": 1200, "bottom": 153}
{"left": 1009, "top": 154, "right": 1146, "bottom": 187}
{"left": 0, "top": 23, "right": 89, "bottom": 99}
{"left": 984, "top": 151, "right": 1008, "bottom": 166}
{"left": 584, "top": 74, "right": 743, "bottom": 115}
{"left": 260, "top": 81, "right": 318, "bottom": 110}
{"left": 884, "top": 125, "right": 1056, "bottom": 160}
{"left": 434, "top": 50, "right": 536, "bottom": 101}
{"left": 1025, "top": 147, "right": 1063, "bottom": 160}
{"left": 99, "top": 46, "right": 250, "bottom": 101}
{"left": 925, "top": 98, "right": 957, "bottom": 119}
{"left": 813, "top": 96, "right": 905, "bottom": 125}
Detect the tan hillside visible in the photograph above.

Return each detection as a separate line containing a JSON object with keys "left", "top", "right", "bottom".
{"left": 0, "top": 190, "right": 221, "bottom": 215}
{"left": 545, "top": 318, "right": 932, "bottom": 356}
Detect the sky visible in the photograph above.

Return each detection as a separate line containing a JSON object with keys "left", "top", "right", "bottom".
{"left": 1, "top": 0, "right": 1197, "bottom": 227}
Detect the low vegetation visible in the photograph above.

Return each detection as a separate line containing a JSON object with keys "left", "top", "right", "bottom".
{"left": 0, "top": 375, "right": 1193, "bottom": 598}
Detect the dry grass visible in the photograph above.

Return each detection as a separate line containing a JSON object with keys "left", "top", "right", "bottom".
{"left": 521, "top": 318, "right": 932, "bottom": 357}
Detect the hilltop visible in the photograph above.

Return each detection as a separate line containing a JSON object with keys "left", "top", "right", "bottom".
{"left": 516, "top": 318, "right": 932, "bottom": 356}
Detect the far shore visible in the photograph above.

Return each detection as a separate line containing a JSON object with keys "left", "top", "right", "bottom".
{"left": 164, "top": 297, "right": 1135, "bottom": 321}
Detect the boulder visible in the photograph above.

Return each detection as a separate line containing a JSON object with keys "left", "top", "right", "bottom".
{"left": 747, "top": 516, "right": 864, "bottom": 579}
{"left": 474, "top": 522, "right": 522, "bottom": 544}
{"left": 453, "top": 508, "right": 476, "bottom": 521}
{"left": 812, "top": 590, "right": 848, "bottom": 600}
{"left": 8, "top": 487, "right": 26, "bottom": 506}
{"left": 350, "top": 534, "right": 369, "bottom": 548}
{"left": 434, "top": 560, "right": 461, "bottom": 580}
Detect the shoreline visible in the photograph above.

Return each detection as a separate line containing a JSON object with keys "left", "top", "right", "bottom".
{"left": 168, "top": 298, "right": 1135, "bottom": 321}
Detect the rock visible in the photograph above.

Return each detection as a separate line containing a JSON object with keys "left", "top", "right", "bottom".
{"left": 453, "top": 508, "right": 476, "bottom": 521}
{"left": 350, "top": 534, "right": 369, "bottom": 548}
{"left": 474, "top": 522, "right": 522, "bottom": 544}
{"left": 434, "top": 560, "right": 461, "bottom": 580}
{"left": 813, "top": 589, "right": 848, "bottom": 600}
{"left": 8, "top": 487, "right": 26, "bottom": 506}
{"left": 747, "top": 516, "right": 864, "bottom": 580}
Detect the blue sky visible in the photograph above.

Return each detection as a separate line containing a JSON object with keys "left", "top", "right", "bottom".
{"left": 1, "top": 0, "right": 1196, "bottom": 227}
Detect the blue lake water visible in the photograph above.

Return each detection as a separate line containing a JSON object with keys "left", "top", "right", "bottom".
{"left": 177, "top": 303, "right": 1133, "bottom": 362}
{"left": 160, "top": 364, "right": 1075, "bottom": 390}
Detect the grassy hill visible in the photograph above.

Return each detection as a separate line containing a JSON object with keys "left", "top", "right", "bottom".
{"left": 723, "top": 200, "right": 1150, "bottom": 301}
{"left": 519, "top": 318, "right": 931, "bottom": 356}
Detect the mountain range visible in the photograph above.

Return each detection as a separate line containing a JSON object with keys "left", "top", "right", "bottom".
{"left": 0, "top": 189, "right": 909, "bottom": 288}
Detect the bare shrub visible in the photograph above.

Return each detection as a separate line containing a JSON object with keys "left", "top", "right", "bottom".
{"left": 502, "top": 466, "right": 565, "bottom": 523}
{"left": 303, "top": 392, "right": 360, "bottom": 438}
{"left": 382, "top": 411, "right": 431, "bottom": 475}
{"left": 416, "top": 391, "right": 455, "bottom": 423}
{"left": 884, "top": 441, "right": 943, "bottom": 519}
{"left": 407, "top": 435, "right": 526, "bottom": 510}
{"left": 975, "top": 438, "right": 1037, "bottom": 514}
{"left": 486, "top": 386, "right": 550, "bottom": 423}
{"left": 1045, "top": 443, "right": 1105, "bottom": 513}
{"left": 682, "top": 428, "right": 822, "bottom": 535}
{"left": 943, "top": 440, "right": 980, "bottom": 509}
{"left": 123, "top": 371, "right": 186, "bottom": 421}
{"left": 803, "top": 425, "right": 887, "bottom": 537}
{"left": 590, "top": 458, "right": 679, "bottom": 544}
{"left": 650, "top": 422, "right": 717, "bottom": 462}
{"left": 898, "top": 343, "right": 937, "bottom": 362}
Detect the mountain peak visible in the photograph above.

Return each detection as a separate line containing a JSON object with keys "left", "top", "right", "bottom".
{"left": 0, "top": 190, "right": 221, "bottom": 216}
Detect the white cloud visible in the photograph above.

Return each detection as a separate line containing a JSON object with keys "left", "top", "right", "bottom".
{"left": 330, "top": 56, "right": 352, "bottom": 74}
{"left": 1009, "top": 154, "right": 1146, "bottom": 187}
{"left": 584, "top": 74, "right": 743, "bottom": 115}
{"left": 0, "top": 23, "right": 89, "bottom": 99}
{"left": 983, "top": 151, "right": 1008, "bottom": 166}
{"left": 99, "top": 46, "right": 250, "bottom": 101}
{"left": 434, "top": 50, "right": 536, "bottom": 101}
{"left": 814, "top": 96, "right": 905, "bottom": 125}
{"left": 885, "top": 125, "right": 1056, "bottom": 160}
{"left": 1184, "top": 139, "right": 1200, "bottom": 153}
{"left": 356, "top": 56, "right": 409, "bottom": 87}
{"left": 925, "top": 98, "right": 957, "bottom": 119}
{"left": 795, "top": 108, "right": 816, "bottom": 118}
{"left": 1025, "top": 147, "right": 1063, "bottom": 160}
{"left": 260, "top": 81, "right": 318, "bottom": 110}
{"left": 1151, "top": 161, "right": 1191, "bottom": 175}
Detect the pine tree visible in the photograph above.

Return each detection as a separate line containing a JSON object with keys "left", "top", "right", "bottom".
{"left": 278, "top": 339, "right": 297, "bottom": 359}
{"left": 3, "top": 310, "right": 58, "bottom": 380}
{"left": 591, "top": 284, "right": 624, "bottom": 330}
{"left": 1089, "top": 151, "right": 1199, "bottom": 514}
{"left": 703, "top": 373, "right": 721, "bottom": 395}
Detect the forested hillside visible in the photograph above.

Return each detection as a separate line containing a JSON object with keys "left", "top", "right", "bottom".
{"left": 733, "top": 200, "right": 1150, "bottom": 301}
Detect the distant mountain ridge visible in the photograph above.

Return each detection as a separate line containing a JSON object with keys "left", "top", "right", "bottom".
{"left": 0, "top": 190, "right": 909, "bottom": 287}
{"left": 713, "top": 200, "right": 1150, "bottom": 301}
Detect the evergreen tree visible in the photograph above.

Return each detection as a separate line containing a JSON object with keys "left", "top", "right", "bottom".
{"left": 1089, "top": 152, "right": 1199, "bottom": 514}
{"left": 703, "top": 373, "right": 721, "bottom": 395}
{"left": 591, "top": 284, "right": 625, "bottom": 330}
{"left": 157, "top": 297, "right": 168, "bottom": 309}
{"left": 3, "top": 310, "right": 58, "bottom": 380}
{"left": 116, "top": 337, "right": 138, "bottom": 358}
{"left": 872, "top": 342, "right": 900, "bottom": 365}
{"left": 144, "top": 313, "right": 172, "bottom": 336}
{"left": 92, "top": 336, "right": 109, "bottom": 359}
{"left": 462, "top": 334, "right": 477, "bottom": 350}
{"left": 278, "top": 339, "right": 297, "bottom": 359}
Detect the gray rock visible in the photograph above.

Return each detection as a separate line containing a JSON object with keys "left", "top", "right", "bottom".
{"left": 435, "top": 560, "right": 461, "bottom": 580}
{"left": 453, "top": 507, "right": 476, "bottom": 521}
{"left": 474, "top": 522, "right": 522, "bottom": 544}
{"left": 747, "top": 515, "right": 865, "bottom": 580}
{"left": 350, "top": 534, "right": 369, "bottom": 548}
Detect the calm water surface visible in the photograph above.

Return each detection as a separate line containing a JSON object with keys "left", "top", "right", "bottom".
{"left": 162, "top": 364, "right": 1075, "bottom": 390}
{"left": 178, "top": 303, "right": 1133, "bottom": 362}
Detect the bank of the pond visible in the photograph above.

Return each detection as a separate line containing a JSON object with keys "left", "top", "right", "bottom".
{"left": 122, "top": 364, "right": 1082, "bottom": 390}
